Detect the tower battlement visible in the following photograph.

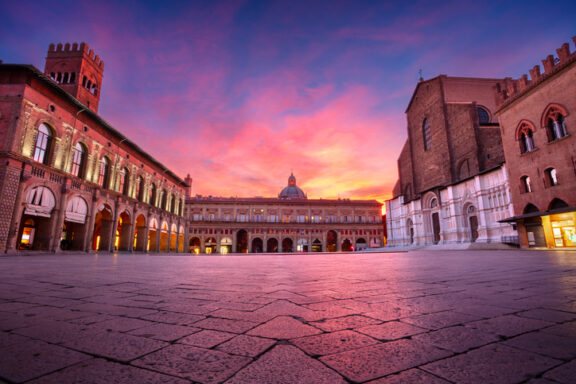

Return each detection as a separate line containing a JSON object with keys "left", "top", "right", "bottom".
{"left": 47, "top": 42, "right": 104, "bottom": 70}
{"left": 495, "top": 37, "right": 576, "bottom": 106}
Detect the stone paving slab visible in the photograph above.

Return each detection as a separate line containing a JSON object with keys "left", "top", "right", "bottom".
{"left": 0, "top": 250, "right": 576, "bottom": 383}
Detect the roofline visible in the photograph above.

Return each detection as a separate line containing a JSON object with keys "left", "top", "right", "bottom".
{"left": 0, "top": 63, "right": 189, "bottom": 187}
{"left": 186, "top": 196, "right": 382, "bottom": 206}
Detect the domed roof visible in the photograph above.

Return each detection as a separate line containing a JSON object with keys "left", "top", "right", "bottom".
{"left": 279, "top": 173, "right": 307, "bottom": 199}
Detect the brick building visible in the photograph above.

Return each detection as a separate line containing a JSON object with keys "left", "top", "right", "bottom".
{"left": 186, "top": 174, "right": 384, "bottom": 253}
{"left": 0, "top": 43, "right": 188, "bottom": 253}
{"left": 496, "top": 37, "right": 576, "bottom": 248}
{"left": 386, "top": 76, "right": 516, "bottom": 246}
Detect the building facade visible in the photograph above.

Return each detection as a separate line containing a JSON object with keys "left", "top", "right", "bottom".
{"left": 386, "top": 76, "right": 516, "bottom": 246}
{"left": 186, "top": 174, "right": 384, "bottom": 253}
{"left": 495, "top": 37, "right": 576, "bottom": 248}
{"left": 0, "top": 43, "right": 188, "bottom": 253}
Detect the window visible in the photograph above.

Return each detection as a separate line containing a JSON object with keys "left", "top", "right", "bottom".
{"left": 98, "top": 157, "right": 110, "bottom": 188}
{"left": 546, "top": 108, "right": 568, "bottom": 141}
{"left": 545, "top": 168, "right": 558, "bottom": 187}
{"left": 477, "top": 107, "right": 490, "bottom": 124}
{"left": 517, "top": 122, "right": 535, "bottom": 154}
{"left": 161, "top": 189, "right": 168, "bottom": 210}
{"left": 33, "top": 123, "right": 53, "bottom": 164}
{"left": 422, "top": 118, "right": 431, "bottom": 151}
{"left": 71, "top": 143, "right": 86, "bottom": 178}
{"left": 521, "top": 176, "right": 532, "bottom": 193}
{"left": 119, "top": 168, "right": 129, "bottom": 195}
{"left": 171, "top": 194, "right": 176, "bottom": 213}
{"left": 136, "top": 176, "right": 144, "bottom": 201}
{"left": 150, "top": 184, "right": 157, "bottom": 206}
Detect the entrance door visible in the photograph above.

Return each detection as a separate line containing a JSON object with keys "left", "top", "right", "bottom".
{"left": 432, "top": 212, "right": 441, "bottom": 244}
{"left": 469, "top": 216, "right": 479, "bottom": 242}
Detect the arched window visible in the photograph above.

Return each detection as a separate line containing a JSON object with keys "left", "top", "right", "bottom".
{"left": 33, "top": 123, "right": 53, "bottom": 164}
{"left": 150, "top": 183, "right": 157, "bottom": 206}
{"left": 545, "top": 106, "right": 568, "bottom": 141}
{"left": 98, "top": 157, "right": 110, "bottom": 188}
{"left": 517, "top": 122, "right": 535, "bottom": 154}
{"left": 170, "top": 194, "right": 176, "bottom": 213}
{"left": 422, "top": 118, "right": 431, "bottom": 151}
{"left": 430, "top": 197, "right": 438, "bottom": 209}
{"left": 136, "top": 176, "right": 144, "bottom": 202}
{"left": 477, "top": 107, "right": 490, "bottom": 124}
{"left": 161, "top": 190, "right": 168, "bottom": 210}
{"left": 521, "top": 175, "right": 532, "bottom": 193}
{"left": 119, "top": 167, "right": 130, "bottom": 195}
{"left": 544, "top": 168, "right": 558, "bottom": 187}
{"left": 71, "top": 142, "right": 86, "bottom": 178}
{"left": 458, "top": 159, "right": 471, "bottom": 180}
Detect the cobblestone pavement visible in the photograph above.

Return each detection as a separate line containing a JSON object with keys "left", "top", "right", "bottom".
{"left": 1, "top": 250, "right": 576, "bottom": 383}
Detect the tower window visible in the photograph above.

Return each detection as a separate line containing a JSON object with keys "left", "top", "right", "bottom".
{"left": 422, "top": 118, "right": 431, "bottom": 151}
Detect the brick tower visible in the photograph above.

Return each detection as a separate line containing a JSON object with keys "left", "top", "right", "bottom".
{"left": 44, "top": 42, "right": 104, "bottom": 112}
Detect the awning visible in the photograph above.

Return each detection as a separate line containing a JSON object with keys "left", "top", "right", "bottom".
{"left": 499, "top": 205, "right": 576, "bottom": 223}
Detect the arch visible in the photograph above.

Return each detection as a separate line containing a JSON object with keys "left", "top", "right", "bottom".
{"left": 341, "top": 238, "right": 353, "bottom": 252}
{"left": 267, "top": 238, "right": 278, "bottom": 253}
{"left": 477, "top": 106, "right": 491, "bottom": 124}
{"left": 71, "top": 142, "right": 87, "bottom": 178}
{"left": 311, "top": 238, "right": 322, "bottom": 252}
{"left": 251, "top": 237, "right": 263, "bottom": 253}
{"left": 65, "top": 196, "right": 88, "bottom": 224}
{"left": 170, "top": 223, "right": 178, "bottom": 251}
{"left": 236, "top": 230, "right": 248, "bottom": 253}
{"left": 220, "top": 237, "right": 232, "bottom": 254}
{"left": 297, "top": 238, "right": 308, "bottom": 252}
{"left": 326, "top": 230, "right": 337, "bottom": 252}
{"left": 458, "top": 158, "right": 471, "bottom": 180}
{"left": 407, "top": 218, "right": 414, "bottom": 244}
{"left": 189, "top": 237, "right": 201, "bottom": 254}
{"left": 422, "top": 192, "right": 439, "bottom": 210}
{"left": 205, "top": 237, "right": 217, "bottom": 254}
{"left": 422, "top": 118, "right": 431, "bottom": 151}
{"left": 355, "top": 237, "right": 367, "bottom": 251}
{"left": 115, "top": 211, "right": 132, "bottom": 251}
{"left": 134, "top": 214, "right": 147, "bottom": 252}
{"left": 523, "top": 203, "right": 539, "bottom": 214}
{"left": 548, "top": 198, "right": 569, "bottom": 211}
{"left": 541, "top": 103, "right": 569, "bottom": 141}
{"left": 92, "top": 203, "right": 114, "bottom": 251}
{"left": 282, "top": 238, "right": 294, "bottom": 253}
{"left": 33, "top": 123, "right": 54, "bottom": 164}
{"left": 515, "top": 120, "right": 536, "bottom": 153}
{"left": 464, "top": 204, "right": 479, "bottom": 242}
{"left": 159, "top": 220, "right": 169, "bottom": 252}
{"left": 24, "top": 186, "right": 56, "bottom": 217}
{"left": 148, "top": 217, "right": 159, "bottom": 252}
{"left": 98, "top": 156, "right": 111, "bottom": 188}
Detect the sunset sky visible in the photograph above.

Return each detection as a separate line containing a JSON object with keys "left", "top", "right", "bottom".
{"left": 1, "top": 1, "right": 575, "bottom": 205}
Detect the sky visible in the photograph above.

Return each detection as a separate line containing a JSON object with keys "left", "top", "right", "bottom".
{"left": 1, "top": 1, "right": 575, "bottom": 206}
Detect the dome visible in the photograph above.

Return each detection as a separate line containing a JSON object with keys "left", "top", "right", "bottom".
{"left": 278, "top": 173, "right": 307, "bottom": 199}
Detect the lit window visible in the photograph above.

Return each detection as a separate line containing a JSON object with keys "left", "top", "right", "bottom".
{"left": 545, "top": 168, "right": 558, "bottom": 187}
{"left": 545, "top": 107, "right": 568, "bottom": 141}
{"left": 71, "top": 143, "right": 86, "bottom": 178}
{"left": 517, "top": 123, "right": 535, "bottom": 154}
{"left": 521, "top": 176, "right": 532, "bottom": 193}
{"left": 33, "top": 123, "right": 52, "bottom": 164}
{"left": 98, "top": 157, "right": 110, "bottom": 188}
{"left": 422, "top": 118, "right": 431, "bottom": 151}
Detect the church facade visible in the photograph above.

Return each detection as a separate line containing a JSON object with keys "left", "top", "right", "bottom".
{"left": 186, "top": 174, "right": 384, "bottom": 253}
{"left": 386, "top": 76, "right": 516, "bottom": 247}
{"left": 0, "top": 43, "right": 188, "bottom": 253}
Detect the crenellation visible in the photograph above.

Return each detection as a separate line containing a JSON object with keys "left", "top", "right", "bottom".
{"left": 529, "top": 65, "right": 541, "bottom": 82}
{"left": 556, "top": 42, "right": 570, "bottom": 62}
{"left": 542, "top": 54, "right": 555, "bottom": 73}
